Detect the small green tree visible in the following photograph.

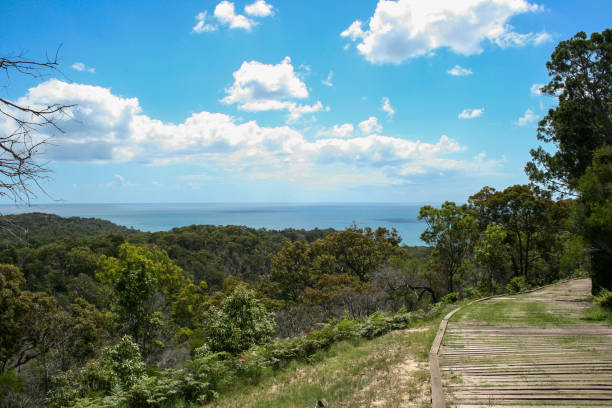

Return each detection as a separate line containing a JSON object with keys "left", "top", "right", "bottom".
{"left": 418, "top": 202, "right": 479, "bottom": 293}
{"left": 572, "top": 146, "right": 612, "bottom": 292}
{"left": 475, "top": 223, "right": 509, "bottom": 294}
{"left": 203, "top": 285, "right": 276, "bottom": 354}
{"left": 97, "top": 243, "right": 192, "bottom": 355}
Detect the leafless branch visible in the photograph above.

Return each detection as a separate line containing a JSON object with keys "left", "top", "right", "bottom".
{"left": 0, "top": 47, "right": 74, "bottom": 203}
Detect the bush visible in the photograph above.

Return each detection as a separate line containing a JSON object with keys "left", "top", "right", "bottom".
{"left": 462, "top": 287, "right": 480, "bottom": 300}
{"left": 441, "top": 292, "right": 459, "bottom": 303}
{"left": 506, "top": 276, "right": 528, "bottom": 294}
{"left": 595, "top": 289, "right": 612, "bottom": 308}
{"left": 203, "top": 285, "right": 276, "bottom": 354}
{"left": 57, "top": 304, "right": 443, "bottom": 408}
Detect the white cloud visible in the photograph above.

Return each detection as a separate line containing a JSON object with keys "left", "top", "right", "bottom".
{"left": 244, "top": 0, "right": 273, "bottom": 17}
{"left": 447, "top": 65, "right": 473, "bottom": 76}
{"left": 214, "top": 1, "right": 255, "bottom": 30}
{"left": 5, "top": 79, "right": 501, "bottom": 188}
{"left": 458, "top": 108, "right": 484, "bottom": 119}
{"left": 71, "top": 62, "right": 95, "bottom": 73}
{"left": 381, "top": 97, "right": 395, "bottom": 117}
{"left": 494, "top": 30, "right": 551, "bottom": 48}
{"left": 317, "top": 123, "right": 354, "bottom": 138}
{"left": 359, "top": 116, "right": 383, "bottom": 134}
{"left": 341, "top": 20, "right": 365, "bottom": 41}
{"left": 516, "top": 108, "right": 538, "bottom": 126}
{"left": 222, "top": 57, "right": 325, "bottom": 122}
{"left": 193, "top": 11, "right": 217, "bottom": 33}
{"left": 530, "top": 83, "right": 545, "bottom": 96}
{"left": 222, "top": 56, "right": 307, "bottom": 104}
{"left": 341, "top": 0, "right": 549, "bottom": 64}
{"left": 322, "top": 71, "right": 333, "bottom": 87}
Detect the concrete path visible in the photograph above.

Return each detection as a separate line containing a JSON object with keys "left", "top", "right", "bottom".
{"left": 439, "top": 279, "right": 612, "bottom": 407}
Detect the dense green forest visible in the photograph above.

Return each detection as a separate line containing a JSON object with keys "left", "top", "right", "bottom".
{"left": 0, "top": 29, "right": 610, "bottom": 407}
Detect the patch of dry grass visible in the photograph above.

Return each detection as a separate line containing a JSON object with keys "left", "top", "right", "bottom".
{"left": 204, "top": 324, "right": 439, "bottom": 408}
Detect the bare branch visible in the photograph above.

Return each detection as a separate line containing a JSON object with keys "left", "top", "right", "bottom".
{"left": 0, "top": 47, "right": 73, "bottom": 203}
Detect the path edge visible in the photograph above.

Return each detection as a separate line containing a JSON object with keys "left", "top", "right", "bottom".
{"left": 428, "top": 277, "right": 580, "bottom": 408}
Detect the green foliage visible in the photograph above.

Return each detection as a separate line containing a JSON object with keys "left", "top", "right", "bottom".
{"left": 506, "top": 276, "right": 528, "bottom": 294}
{"left": 572, "top": 146, "right": 612, "bottom": 292}
{"left": 203, "top": 285, "right": 276, "bottom": 354}
{"left": 469, "top": 184, "right": 566, "bottom": 283}
{"left": 0, "top": 370, "right": 21, "bottom": 396}
{"left": 526, "top": 29, "right": 612, "bottom": 194}
{"left": 583, "top": 290, "right": 612, "bottom": 324}
{"left": 441, "top": 292, "right": 459, "bottom": 303}
{"left": 475, "top": 223, "right": 509, "bottom": 294}
{"left": 418, "top": 202, "right": 479, "bottom": 292}
{"left": 58, "top": 304, "right": 432, "bottom": 408}
{"left": 97, "top": 243, "right": 198, "bottom": 354}
{"left": 102, "top": 336, "right": 147, "bottom": 389}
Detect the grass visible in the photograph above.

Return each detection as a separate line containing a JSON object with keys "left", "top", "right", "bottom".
{"left": 188, "top": 309, "right": 457, "bottom": 408}
{"left": 583, "top": 304, "right": 612, "bottom": 324}
{"left": 454, "top": 299, "right": 575, "bottom": 327}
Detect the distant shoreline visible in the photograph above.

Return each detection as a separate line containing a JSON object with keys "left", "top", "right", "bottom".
{"left": 0, "top": 203, "right": 428, "bottom": 246}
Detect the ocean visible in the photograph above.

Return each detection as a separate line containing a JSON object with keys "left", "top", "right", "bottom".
{"left": 0, "top": 203, "right": 429, "bottom": 246}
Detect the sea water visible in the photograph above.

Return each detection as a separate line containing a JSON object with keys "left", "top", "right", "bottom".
{"left": 0, "top": 203, "right": 429, "bottom": 245}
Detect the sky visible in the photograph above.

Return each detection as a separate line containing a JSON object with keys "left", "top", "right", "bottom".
{"left": 0, "top": 0, "right": 610, "bottom": 204}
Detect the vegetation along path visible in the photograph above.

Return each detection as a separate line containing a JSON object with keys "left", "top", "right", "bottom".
{"left": 437, "top": 279, "right": 612, "bottom": 407}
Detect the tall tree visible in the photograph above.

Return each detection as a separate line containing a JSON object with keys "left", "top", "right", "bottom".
{"left": 525, "top": 29, "right": 612, "bottom": 195}
{"left": 469, "top": 185, "right": 566, "bottom": 282}
{"left": 475, "top": 223, "right": 509, "bottom": 294}
{"left": 96, "top": 243, "right": 193, "bottom": 355}
{"left": 572, "top": 146, "right": 612, "bottom": 292}
{"left": 418, "top": 202, "right": 478, "bottom": 293}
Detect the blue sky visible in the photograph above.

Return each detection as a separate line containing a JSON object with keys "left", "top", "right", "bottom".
{"left": 1, "top": 0, "right": 609, "bottom": 203}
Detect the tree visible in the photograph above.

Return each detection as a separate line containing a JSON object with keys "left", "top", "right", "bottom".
{"left": 418, "top": 202, "right": 479, "bottom": 293}
{"left": 96, "top": 243, "right": 194, "bottom": 355}
{"left": 469, "top": 185, "right": 566, "bottom": 282}
{"left": 475, "top": 223, "right": 509, "bottom": 294}
{"left": 202, "top": 285, "right": 276, "bottom": 354}
{"left": 0, "top": 50, "right": 74, "bottom": 202}
{"left": 572, "top": 146, "right": 612, "bottom": 292}
{"left": 0, "top": 263, "right": 101, "bottom": 391}
{"left": 269, "top": 240, "right": 313, "bottom": 302}
{"left": 525, "top": 29, "right": 612, "bottom": 195}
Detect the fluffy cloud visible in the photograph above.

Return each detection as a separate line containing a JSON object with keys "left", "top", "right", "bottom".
{"left": 341, "top": 0, "right": 549, "bottom": 64}
{"left": 222, "top": 57, "right": 307, "bottom": 104}
{"left": 458, "top": 108, "right": 484, "bottom": 119}
{"left": 194, "top": 1, "right": 270, "bottom": 33}
{"left": 214, "top": 1, "right": 255, "bottom": 30}
{"left": 530, "top": 83, "right": 545, "bottom": 95}
{"left": 447, "top": 65, "right": 473, "bottom": 76}
{"left": 317, "top": 123, "right": 354, "bottom": 138}
{"left": 359, "top": 117, "right": 383, "bottom": 134}
{"left": 516, "top": 108, "right": 538, "bottom": 126}
{"left": 322, "top": 71, "right": 333, "bottom": 87}
{"left": 381, "top": 97, "right": 395, "bottom": 117}
{"left": 341, "top": 20, "right": 365, "bottom": 41}
{"left": 222, "top": 57, "right": 325, "bottom": 122}
{"left": 244, "top": 0, "right": 273, "bottom": 17}
{"left": 71, "top": 62, "right": 95, "bottom": 73}
{"left": 193, "top": 11, "right": 217, "bottom": 33}
{"left": 5, "top": 79, "right": 500, "bottom": 187}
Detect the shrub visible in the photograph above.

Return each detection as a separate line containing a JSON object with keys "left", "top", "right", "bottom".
{"left": 506, "top": 276, "right": 528, "bottom": 294}
{"left": 203, "top": 285, "right": 276, "bottom": 354}
{"left": 441, "top": 292, "right": 459, "bottom": 303}
{"left": 595, "top": 289, "right": 612, "bottom": 308}
{"left": 462, "top": 287, "right": 480, "bottom": 300}
{"left": 57, "top": 304, "right": 446, "bottom": 407}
